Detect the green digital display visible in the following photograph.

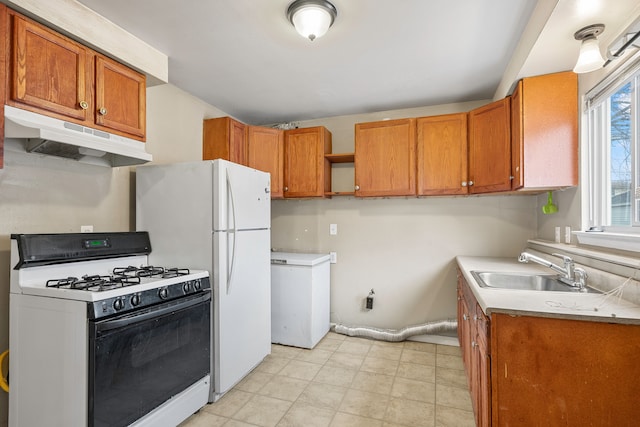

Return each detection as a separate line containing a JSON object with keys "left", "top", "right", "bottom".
{"left": 83, "top": 239, "right": 110, "bottom": 249}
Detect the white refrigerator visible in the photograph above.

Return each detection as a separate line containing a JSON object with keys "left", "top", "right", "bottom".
{"left": 136, "top": 159, "right": 271, "bottom": 402}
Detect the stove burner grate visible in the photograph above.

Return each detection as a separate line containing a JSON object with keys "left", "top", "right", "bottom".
{"left": 113, "top": 265, "right": 190, "bottom": 279}
{"left": 45, "top": 265, "right": 192, "bottom": 292}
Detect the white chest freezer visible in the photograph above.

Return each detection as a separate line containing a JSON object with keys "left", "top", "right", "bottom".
{"left": 270, "top": 252, "right": 330, "bottom": 349}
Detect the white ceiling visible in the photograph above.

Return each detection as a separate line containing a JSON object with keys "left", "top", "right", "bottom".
{"left": 75, "top": 0, "right": 640, "bottom": 126}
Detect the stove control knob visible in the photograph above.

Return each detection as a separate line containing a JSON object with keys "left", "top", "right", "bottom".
{"left": 130, "top": 294, "right": 141, "bottom": 306}
{"left": 113, "top": 298, "right": 125, "bottom": 311}
{"left": 159, "top": 287, "right": 169, "bottom": 300}
{"left": 183, "top": 281, "right": 192, "bottom": 294}
{"left": 193, "top": 279, "right": 202, "bottom": 291}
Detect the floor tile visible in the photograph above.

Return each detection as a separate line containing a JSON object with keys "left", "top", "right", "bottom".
{"left": 232, "top": 394, "right": 292, "bottom": 427}
{"left": 336, "top": 339, "right": 372, "bottom": 356}
{"left": 279, "top": 359, "right": 323, "bottom": 381}
{"left": 391, "top": 377, "right": 436, "bottom": 403}
{"left": 277, "top": 401, "right": 335, "bottom": 427}
{"left": 271, "top": 345, "right": 303, "bottom": 359}
{"left": 339, "top": 389, "right": 390, "bottom": 420}
{"left": 178, "top": 410, "right": 228, "bottom": 427}
{"left": 360, "top": 355, "right": 399, "bottom": 376}
{"left": 298, "top": 382, "right": 347, "bottom": 410}
{"left": 258, "top": 375, "right": 309, "bottom": 401}
{"left": 256, "top": 355, "right": 291, "bottom": 375}
{"left": 436, "top": 344, "right": 461, "bottom": 356}
{"left": 330, "top": 412, "right": 383, "bottom": 427}
{"left": 396, "top": 361, "right": 436, "bottom": 383}
{"left": 326, "top": 351, "right": 365, "bottom": 370}
{"left": 435, "top": 366, "right": 468, "bottom": 389}
{"left": 314, "top": 364, "right": 357, "bottom": 387}
{"left": 404, "top": 341, "right": 437, "bottom": 353}
{"left": 351, "top": 371, "right": 394, "bottom": 395}
{"left": 202, "top": 389, "right": 253, "bottom": 417}
{"left": 401, "top": 349, "right": 436, "bottom": 366}
{"left": 368, "top": 344, "right": 403, "bottom": 361}
{"left": 235, "top": 370, "right": 273, "bottom": 393}
{"left": 384, "top": 397, "right": 435, "bottom": 427}
{"left": 435, "top": 383, "right": 473, "bottom": 411}
{"left": 314, "top": 337, "right": 344, "bottom": 352}
{"left": 435, "top": 353, "right": 464, "bottom": 370}
{"left": 435, "top": 404, "right": 476, "bottom": 427}
{"left": 295, "top": 348, "right": 333, "bottom": 365}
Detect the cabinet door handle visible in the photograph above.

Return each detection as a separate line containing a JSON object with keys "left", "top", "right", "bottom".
{"left": 463, "top": 314, "right": 468, "bottom": 321}
{"left": 284, "top": 186, "right": 289, "bottom": 192}
{"left": 471, "top": 340, "right": 477, "bottom": 348}
{"left": 468, "top": 180, "right": 474, "bottom": 186}
{"left": 98, "top": 107, "right": 108, "bottom": 116}
{"left": 354, "top": 185, "right": 360, "bottom": 191}
{"left": 79, "top": 101, "right": 89, "bottom": 110}
{"left": 473, "top": 314, "right": 478, "bottom": 322}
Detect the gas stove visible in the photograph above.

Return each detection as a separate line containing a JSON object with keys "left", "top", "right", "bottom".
{"left": 10, "top": 232, "right": 210, "bottom": 317}
{"left": 9, "top": 231, "right": 212, "bottom": 427}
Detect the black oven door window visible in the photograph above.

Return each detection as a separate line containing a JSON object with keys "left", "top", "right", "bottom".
{"left": 88, "top": 292, "right": 211, "bottom": 427}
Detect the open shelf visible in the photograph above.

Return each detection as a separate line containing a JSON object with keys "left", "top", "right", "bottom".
{"left": 325, "top": 153, "right": 354, "bottom": 163}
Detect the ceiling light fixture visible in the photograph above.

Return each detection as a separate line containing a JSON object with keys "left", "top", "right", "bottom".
{"left": 573, "top": 24, "right": 606, "bottom": 74}
{"left": 287, "top": 0, "right": 337, "bottom": 41}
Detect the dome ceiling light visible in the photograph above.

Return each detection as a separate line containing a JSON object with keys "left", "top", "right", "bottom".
{"left": 573, "top": 24, "right": 606, "bottom": 74}
{"left": 287, "top": 0, "right": 337, "bottom": 41}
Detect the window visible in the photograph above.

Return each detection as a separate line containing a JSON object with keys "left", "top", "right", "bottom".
{"left": 585, "top": 59, "right": 640, "bottom": 233}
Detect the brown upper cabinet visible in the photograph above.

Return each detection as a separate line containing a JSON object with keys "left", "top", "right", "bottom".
{"left": 511, "top": 71, "right": 578, "bottom": 190}
{"left": 354, "top": 118, "right": 416, "bottom": 197}
{"left": 203, "top": 116, "right": 247, "bottom": 164}
{"left": 468, "top": 98, "right": 512, "bottom": 194}
{"left": 417, "top": 113, "right": 468, "bottom": 196}
{"left": 284, "top": 126, "right": 331, "bottom": 198}
{"left": 247, "top": 126, "right": 284, "bottom": 199}
{"left": 8, "top": 12, "right": 146, "bottom": 140}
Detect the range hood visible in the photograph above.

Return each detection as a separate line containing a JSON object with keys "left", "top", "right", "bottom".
{"left": 4, "top": 105, "right": 152, "bottom": 167}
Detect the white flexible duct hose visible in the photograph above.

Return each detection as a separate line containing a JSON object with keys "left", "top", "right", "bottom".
{"left": 331, "top": 319, "right": 457, "bottom": 342}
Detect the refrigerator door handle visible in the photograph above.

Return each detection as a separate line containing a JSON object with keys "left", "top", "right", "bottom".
{"left": 226, "top": 169, "right": 238, "bottom": 295}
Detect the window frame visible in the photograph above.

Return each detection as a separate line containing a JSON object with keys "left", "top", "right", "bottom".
{"left": 580, "top": 52, "right": 640, "bottom": 251}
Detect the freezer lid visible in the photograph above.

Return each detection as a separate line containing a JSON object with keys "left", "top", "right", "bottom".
{"left": 271, "top": 252, "right": 330, "bottom": 266}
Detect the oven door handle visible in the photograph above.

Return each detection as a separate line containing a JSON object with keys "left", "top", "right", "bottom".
{"left": 94, "top": 291, "right": 211, "bottom": 332}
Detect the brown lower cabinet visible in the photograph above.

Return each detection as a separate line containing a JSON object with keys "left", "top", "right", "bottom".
{"left": 458, "top": 270, "right": 640, "bottom": 426}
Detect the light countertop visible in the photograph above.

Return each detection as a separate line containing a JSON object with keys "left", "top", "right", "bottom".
{"left": 456, "top": 256, "right": 640, "bottom": 325}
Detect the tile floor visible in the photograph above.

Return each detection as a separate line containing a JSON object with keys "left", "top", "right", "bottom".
{"left": 180, "top": 332, "right": 475, "bottom": 427}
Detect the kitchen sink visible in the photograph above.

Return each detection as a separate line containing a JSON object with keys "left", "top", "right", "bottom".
{"left": 470, "top": 271, "right": 600, "bottom": 293}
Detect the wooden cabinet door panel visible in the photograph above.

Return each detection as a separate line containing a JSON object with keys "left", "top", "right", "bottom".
{"left": 355, "top": 118, "right": 416, "bottom": 197}
{"left": 11, "top": 15, "right": 91, "bottom": 121}
{"left": 417, "top": 113, "right": 468, "bottom": 195}
{"left": 468, "top": 98, "right": 511, "bottom": 194}
{"left": 248, "top": 126, "right": 284, "bottom": 199}
{"left": 512, "top": 72, "right": 578, "bottom": 190}
{"left": 284, "top": 127, "right": 330, "bottom": 198}
{"left": 95, "top": 56, "right": 146, "bottom": 138}
{"left": 492, "top": 314, "right": 640, "bottom": 426}
{"left": 203, "top": 117, "right": 247, "bottom": 164}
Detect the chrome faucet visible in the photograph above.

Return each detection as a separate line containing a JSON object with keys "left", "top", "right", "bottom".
{"left": 518, "top": 252, "right": 588, "bottom": 291}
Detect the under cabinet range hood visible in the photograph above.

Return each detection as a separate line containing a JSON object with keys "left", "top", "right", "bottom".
{"left": 4, "top": 105, "right": 152, "bottom": 167}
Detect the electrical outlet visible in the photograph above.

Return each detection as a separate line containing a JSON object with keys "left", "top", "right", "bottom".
{"left": 329, "top": 224, "right": 338, "bottom": 235}
{"left": 81, "top": 225, "right": 93, "bottom": 233}
{"left": 330, "top": 252, "right": 337, "bottom": 264}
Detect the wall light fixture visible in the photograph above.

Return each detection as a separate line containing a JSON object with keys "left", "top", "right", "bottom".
{"left": 573, "top": 24, "right": 606, "bottom": 73}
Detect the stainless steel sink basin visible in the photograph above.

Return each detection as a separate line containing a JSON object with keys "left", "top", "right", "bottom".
{"left": 471, "top": 271, "right": 600, "bottom": 293}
